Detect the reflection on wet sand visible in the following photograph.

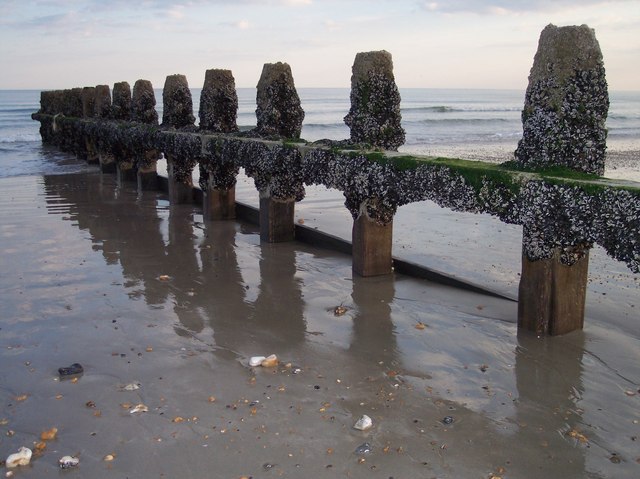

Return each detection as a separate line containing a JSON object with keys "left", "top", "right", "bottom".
{"left": 513, "top": 332, "right": 590, "bottom": 477}
{"left": 349, "top": 275, "right": 398, "bottom": 366}
{"left": 36, "top": 171, "right": 635, "bottom": 478}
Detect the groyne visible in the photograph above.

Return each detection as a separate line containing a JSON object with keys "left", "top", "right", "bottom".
{"left": 32, "top": 24, "right": 639, "bottom": 336}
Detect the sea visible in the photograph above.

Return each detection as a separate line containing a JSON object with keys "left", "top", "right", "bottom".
{"left": 2, "top": 88, "right": 640, "bottom": 177}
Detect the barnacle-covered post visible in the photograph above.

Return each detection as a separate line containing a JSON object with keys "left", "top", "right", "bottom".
{"left": 161, "top": 74, "right": 196, "bottom": 203}
{"left": 516, "top": 24, "right": 608, "bottom": 335}
{"left": 345, "top": 51, "right": 404, "bottom": 276}
{"left": 112, "top": 81, "right": 137, "bottom": 182}
{"left": 132, "top": 79, "right": 160, "bottom": 190}
{"left": 254, "top": 62, "right": 304, "bottom": 242}
{"left": 344, "top": 50, "right": 405, "bottom": 150}
{"left": 62, "top": 88, "right": 85, "bottom": 158}
{"left": 199, "top": 69, "right": 239, "bottom": 220}
{"left": 81, "top": 86, "right": 99, "bottom": 164}
{"left": 94, "top": 85, "right": 116, "bottom": 173}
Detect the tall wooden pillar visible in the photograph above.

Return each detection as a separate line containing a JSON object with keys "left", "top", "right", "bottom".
{"left": 518, "top": 249, "right": 589, "bottom": 336}
{"left": 352, "top": 210, "right": 393, "bottom": 277}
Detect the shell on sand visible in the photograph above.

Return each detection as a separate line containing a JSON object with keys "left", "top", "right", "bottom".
{"left": 6, "top": 447, "right": 32, "bottom": 468}
{"left": 249, "top": 356, "right": 266, "bottom": 367}
{"left": 59, "top": 455, "right": 80, "bottom": 469}
{"left": 353, "top": 414, "right": 373, "bottom": 431}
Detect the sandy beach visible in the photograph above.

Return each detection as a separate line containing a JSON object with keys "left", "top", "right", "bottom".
{"left": 1, "top": 169, "right": 639, "bottom": 478}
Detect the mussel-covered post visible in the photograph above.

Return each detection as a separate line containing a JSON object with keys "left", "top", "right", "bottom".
{"left": 199, "top": 69, "right": 239, "bottom": 220}
{"left": 81, "top": 87, "right": 98, "bottom": 164}
{"left": 94, "top": 84, "right": 115, "bottom": 173}
{"left": 516, "top": 24, "right": 609, "bottom": 335}
{"left": 132, "top": 79, "right": 160, "bottom": 191}
{"left": 345, "top": 51, "right": 404, "bottom": 276}
{"left": 112, "top": 81, "right": 137, "bottom": 182}
{"left": 161, "top": 74, "right": 197, "bottom": 204}
{"left": 254, "top": 62, "right": 305, "bottom": 242}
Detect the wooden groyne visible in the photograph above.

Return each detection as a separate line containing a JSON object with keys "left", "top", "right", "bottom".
{"left": 32, "top": 24, "right": 639, "bottom": 336}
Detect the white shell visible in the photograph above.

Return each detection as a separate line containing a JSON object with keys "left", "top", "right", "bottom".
{"left": 249, "top": 356, "right": 266, "bottom": 367}
{"left": 130, "top": 403, "right": 149, "bottom": 413}
{"left": 353, "top": 414, "right": 373, "bottom": 431}
{"left": 122, "top": 382, "right": 140, "bottom": 391}
{"left": 59, "top": 456, "right": 80, "bottom": 469}
{"left": 6, "top": 447, "right": 32, "bottom": 468}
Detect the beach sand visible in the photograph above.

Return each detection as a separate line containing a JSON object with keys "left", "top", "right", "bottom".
{"left": 1, "top": 170, "right": 639, "bottom": 478}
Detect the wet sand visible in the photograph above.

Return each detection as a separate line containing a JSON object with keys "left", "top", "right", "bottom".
{"left": 1, "top": 171, "right": 639, "bottom": 478}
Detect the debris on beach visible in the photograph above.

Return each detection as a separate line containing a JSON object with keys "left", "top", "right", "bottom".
{"left": 354, "top": 442, "right": 372, "bottom": 455}
{"left": 442, "top": 416, "right": 454, "bottom": 425}
{"left": 415, "top": 322, "right": 427, "bottom": 330}
{"left": 130, "top": 403, "right": 149, "bottom": 414}
{"left": 158, "top": 274, "right": 170, "bottom": 281}
{"left": 119, "top": 382, "right": 141, "bottom": 391}
{"left": 103, "top": 453, "right": 115, "bottom": 462}
{"left": 40, "top": 427, "right": 58, "bottom": 441}
{"left": 249, "top": 356, "right": 266, "bottom": 367}
{"left": 58, "top": 363, "right": 83, "bottom": 377}
{"left": 353, "top": 414, "right": 373, "bottom": 431}
{"left": 567, "top": 429, "right": 589, "bottom": 444}
{"left": 5, "top": 447, "right": 32, "bottom": 468}
{"left": 333, "top": 305, "right": 348, "bottom": 316}
{"left": 58, "top": 455, "right": 79, "bottom": 469}
{"left": 261, "top": 354, "right": 279, "bottom": 368}
{"left": 248, "top": 353, "right": 280, "bottom": 368}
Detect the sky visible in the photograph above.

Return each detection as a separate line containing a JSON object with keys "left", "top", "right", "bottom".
{"left": 0, "top": 0, "right": 638, "bottom": 91}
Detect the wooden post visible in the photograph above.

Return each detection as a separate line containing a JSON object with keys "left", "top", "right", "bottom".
{"left": 167, "top": 159, "right": 193, "bottom": 204}
{"left": 516, "top": 25, "right": 607, "bottom": 335}
{"left": 259, "top": 194, "right": 295, "bottom": 243}
{"left": 116, "top": 161, "right": 137, "bottom": 183}
{"left": 137, "top": 149, "right": 159, "bottom": 191}
{"left": 352, "top": 209, "right": 393, "bottom": 277}
{"left": 99, "top": 153, "right": 116, "bottom": 173}
{"left": 518, "top": 249, "right": 589, "bottom": 336}
{"left": 204, "top": 187, "right": 236, "bottom": 221}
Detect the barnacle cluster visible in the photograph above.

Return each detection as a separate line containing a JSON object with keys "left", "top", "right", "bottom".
{"left": 344, "top": 70, "right": 405, "bottom": 151}
{"left": 161, "top": 74, "right": 195, "bottom": 130}
{"left": 199, "top": 69, "right": 239, "bottom": 134}
{"left": 112, "top": 82, "right": 132, "bottom": 121}
{"left": 132, "top": 80, "right": 159, "bottom": 125}
{"left": 254, "top": 63, "right": 304, "bottom": 139}
{"left": 515, "top": 24, "right": 609, "bottom": 175}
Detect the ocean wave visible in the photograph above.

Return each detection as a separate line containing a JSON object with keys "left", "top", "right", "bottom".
{"left": 0, "top": 107, "right": 38, "bottom": 114}
{"left": 402, "top": 105, "right": 521, "bottom": 113}
{"left": 0, "top": 133, "right": 41, "bottom": 143}
{"left": 414, "top": 118, "right": 512, "bottom": 124}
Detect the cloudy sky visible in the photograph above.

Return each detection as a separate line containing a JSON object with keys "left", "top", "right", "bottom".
{"left": 1, "top": 0, "right": 638, "bottom": 91}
